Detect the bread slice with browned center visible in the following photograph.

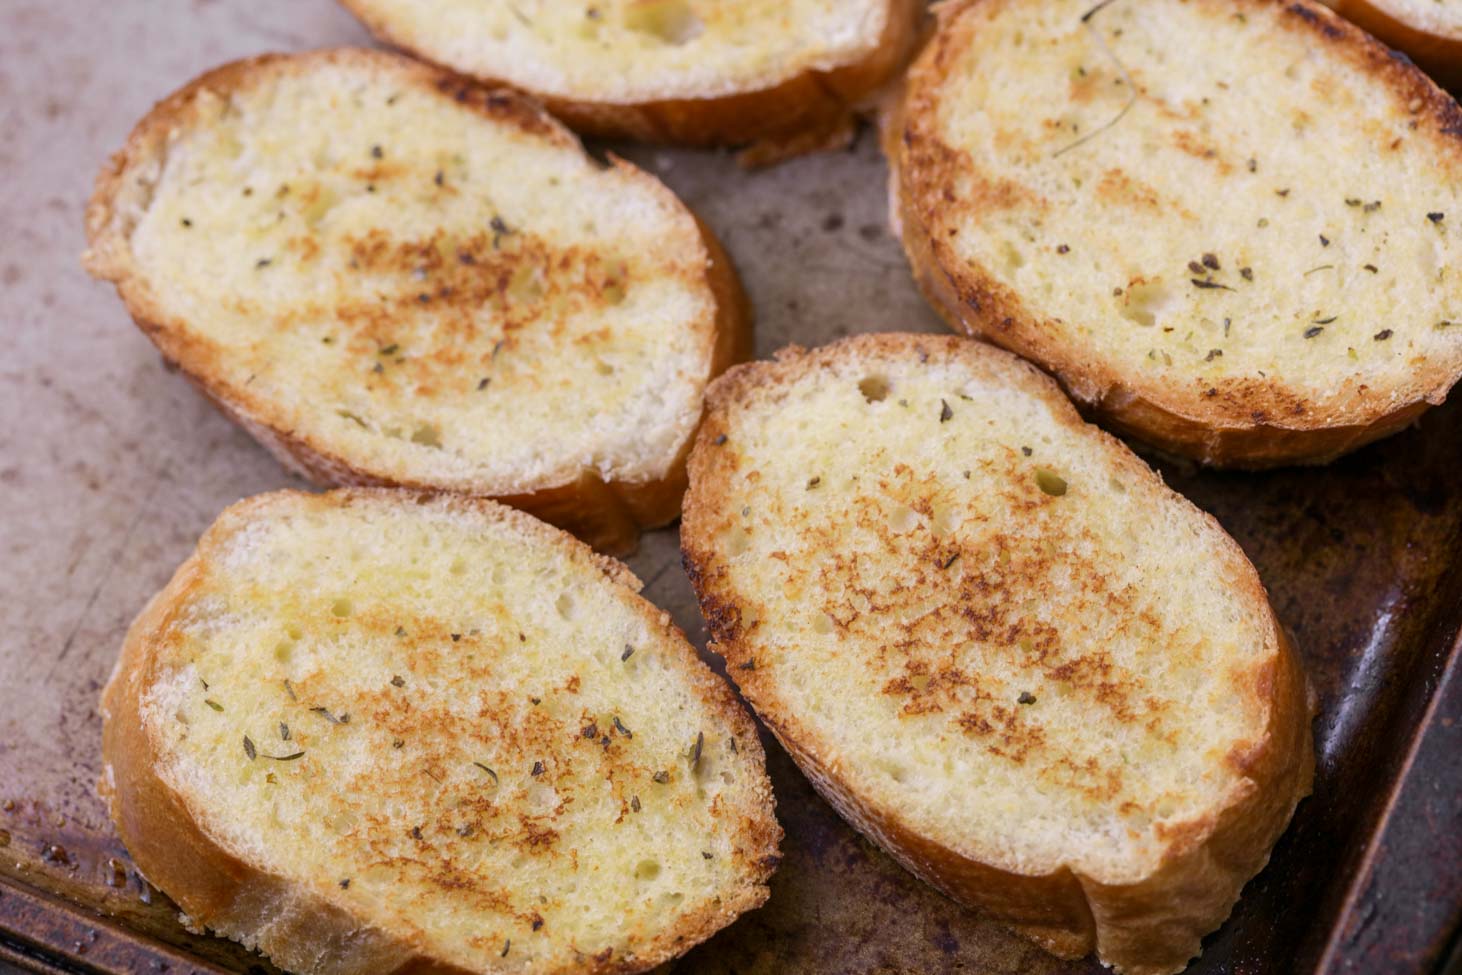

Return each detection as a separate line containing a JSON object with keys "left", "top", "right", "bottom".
{"left": 681, "top": 333, "right": 1312, "bottom": 975}
{"left": 101, "top": 489, "right": 779, "bottom": 975}
{"left": 888, "top": 0, "right": 1462, "bottom": 467}
{"left": 84, "top": 49, "right": 750, "bottom": 554}
{"left": 337, "top": 0, "right": 924, "bottom": 161}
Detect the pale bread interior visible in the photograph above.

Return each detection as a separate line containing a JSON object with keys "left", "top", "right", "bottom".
{"left": 140, "top": 492, "right": 769, "bottom": 972}
{"left": 911, "top": 0, "right": 1461, "bottom": 421}
{"left": 343, "top": 0, "right": 890, "bottom": 101}
{"left": 698, "top": 341, "right": 1275, "bottom": 884}
{"left": 97, "top": 54, "right": 716, "bottom": 494}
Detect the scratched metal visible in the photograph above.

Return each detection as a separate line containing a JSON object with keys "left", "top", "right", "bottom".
{"left": 1, "top": 2, "right": 1459, "bottom": 974}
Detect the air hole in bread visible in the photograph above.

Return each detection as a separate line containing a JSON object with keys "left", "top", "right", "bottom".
{"left": 1120, "top": 281, "right": 1173, "bottom": 329}
{"left": 1000, "top": 240, "right": 1025, "bottom": 272}
{"left": 527, "top": 782, "right": 558, "bottom": 814}
{"left": 931, "top": 505, "right": 963, "bottom": 537}
{"left": 858, "top": 376, "right": 890, "bottom": 402}
{"left": 635, "top": 858, "right": 662, "bottom": 881}
{"left": 555, "top": 591, "right": 575, "bottom": 620}
{"left": 811, "top": 612, "right": 835, "bottom": 635}
{"left": 302, "top": 186, "right": 337, "bottom": 227}
{"left": 624, "top": 0, "right": 704, "bottom": 45}
{"left": 725, "top": 525, "right": 751, "bottom": 557}
{"left": 331, "top": 597, "right": 353, "bottom": 618}
{"left": 888, "top": 505, "right": 919, "bottom": 533}
{"left": 325, "top": 810, "right": 359, "bottom": 835}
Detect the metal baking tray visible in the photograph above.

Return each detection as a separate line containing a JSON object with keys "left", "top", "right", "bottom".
{"left": 2, "top": 1, "right": 1458, "bottom": 972}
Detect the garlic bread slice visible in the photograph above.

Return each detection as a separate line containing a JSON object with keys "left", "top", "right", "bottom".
{"left": 102, "top": 488, "right": 780, "bottom": 975}
{"left": 85, "top": 49, "right": 750, "bottom": 553}
{"left": 889, "top": 0, "right": 1462, "bottom": 466}
{"left": 681, "top": 334, "right": 1313, "bottom": 975}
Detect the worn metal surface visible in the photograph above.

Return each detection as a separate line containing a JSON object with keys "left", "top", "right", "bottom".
{"left": 1, "top": 1, "right": 1459, "bottom": 973}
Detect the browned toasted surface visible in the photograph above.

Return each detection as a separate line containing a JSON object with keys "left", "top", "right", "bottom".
{"left": 889, "top": 0, "right": 1462, "bottom": 467}
{"left": 680, "top": 333, "right": 1314, "bottom": 974}
{"left": 83, "top": 49, "right": 750, "bottom": 553}
{"left": 101, "top": 489, "right": 780, "bottom": 975}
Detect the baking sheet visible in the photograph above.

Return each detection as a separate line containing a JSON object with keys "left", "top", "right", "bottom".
{"left": 1, "top": 1, "right": 1459, "bottom": 973}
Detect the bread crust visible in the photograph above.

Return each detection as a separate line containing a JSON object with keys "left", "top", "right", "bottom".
{"left": 1329, "top": 0, "right": 1462, "bottom": 91}
{"left": 100, "top": 488, "right": 781, "bottom": 975}
{"left": 887, "top": 0, "right": 1462, "bottom": 468}
{"left": 680, "top": 334, "right": 1315, "bottom": 975}
{"left": 82, "top": 49, "right": 752, "bottom": 556}
{"left": 338, "top": 0, "right": 926, "bottom": 164}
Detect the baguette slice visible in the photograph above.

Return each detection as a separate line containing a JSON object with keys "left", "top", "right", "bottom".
{"left": 1327, "top": 0, "right": 1462, "bottom": 90}
{"left": 100, "top": 488, "right": 780, "bottom": 975}
{"left": 337, "top": 0, "right": 925, "bottom": 162}
{"left": 888, "top": 0, "right": 1462, "bottom": 467}
{"left": 83, "top": 49, "right": 751, "bottom": 554}
{"left": 680, "top": 334, "right": 1314, "bottom": 975}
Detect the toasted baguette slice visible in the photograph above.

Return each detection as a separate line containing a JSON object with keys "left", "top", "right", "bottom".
{"left": 887, "top": 0, "right": 1462, "bottom": 468}
{"left": 83, "top": 49, "right": 750, "bottom": 554}
{"left": 100, "top": 488, "right": 780, "bottom": 975}
{"left": 681, "top": 334, "right": 1313, "bottom": 975}
{"left": 1327, "top": 0, "right": 1462, "bottom": 90}
{"left": 338, "top": 0, "right": 924, "bottom": 162}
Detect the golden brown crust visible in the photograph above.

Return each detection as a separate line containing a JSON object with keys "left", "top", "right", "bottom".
{"left": 1329, "top": 0, "right": 1462, "bottom": 91}
{"left": 680, "top": 334, "right": 1315, "bottom": 975}
{"left": 338, "top": 0, "right": 926, "bottom": 164}
{"left": 101, "top": 488, "right": 781, "bottom": 975}
{"left": 83, "top": 49, "right": 752, "bottom": 556}
{"left": 888, "top": 0, "right": 1462, "bottom": 468}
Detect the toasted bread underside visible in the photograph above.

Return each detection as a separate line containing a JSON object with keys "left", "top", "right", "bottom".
{"left": 338, "top": 0, "right": 924, "bottom": 161}
{"left": 681, "top": 334, "right": 1313, "bottom": 975}
{"left": 83, "top": 49, "right": 751, "bottom": 554}
{"left": 100, "top": 489, "right": 780, "bottom": 975}
{"left": 1327, "top": 0, "right": 1462, "bottom": 90}
{"left": 890, "top": 0, "right": 1462, "bottom": 467}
